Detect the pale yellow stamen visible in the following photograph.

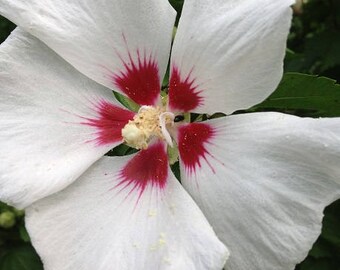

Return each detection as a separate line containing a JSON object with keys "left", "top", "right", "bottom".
{"left": 121, "top": 106, "right": 174, "bottom": 149}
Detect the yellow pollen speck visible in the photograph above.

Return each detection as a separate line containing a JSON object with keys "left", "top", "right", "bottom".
{"left": 169, "top": 203, "right": 177, "bottom": 215}
{"left": 158, "top": 234, "right": 166, "bottom": 246}
{"left": 163, "top": 257, "right": 172, "bottom": 265}
{"left": 148, "top": 210, "right": 157, "bottom": 217}
{"left": 149, "top": 244, "right": 158, "bottom": 251}
{"left": 149, "top": 233, "right": 167, "bottom": 251}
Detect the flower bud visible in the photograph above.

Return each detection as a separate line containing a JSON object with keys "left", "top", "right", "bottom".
{"left": 0, "top": 211, "right": 16, "bottom": 229}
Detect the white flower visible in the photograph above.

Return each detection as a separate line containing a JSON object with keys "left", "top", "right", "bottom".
{"left": 0, "top": 0, "right": 339, "bottom": 269}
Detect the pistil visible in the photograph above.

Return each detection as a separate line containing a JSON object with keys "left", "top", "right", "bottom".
{"left": 121, "top": 106, "right": 174, "bottom": 149}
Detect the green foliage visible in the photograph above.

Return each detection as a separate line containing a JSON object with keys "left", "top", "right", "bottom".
{"left": 286, "top": 0, "right": 340, "bottom": 80}
{"left": 0, "top": 16, "right": 15, "bottom": 43}
{"left": 105, "top": 143, "right": 138, "bottom": 156}
{"left": 269, "top": 2, "right": 340, "bottom": 268}
{"left": 0, "top": 203, "right": 42, "bottom": 270}
{"left": 322, "top": 200, "right": 340, "bottom": 247}
{"left": 250, "top": 73, "right": 340, "bottom": 117}
{"left": 168, "top": 0, "right": 184, "bottom": 25}
{"left": 296, "top": 201, "right": 340, "bottom": 270}
{"left": 113, "top": 91, "right": 140, "bottom": 112}
{"left": 0, "top": 245, "right": 43, "bottom": 270}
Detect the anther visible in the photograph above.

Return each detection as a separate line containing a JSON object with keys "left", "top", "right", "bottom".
{"left": 121, "top": 106, "right": 175, "bottom": 149}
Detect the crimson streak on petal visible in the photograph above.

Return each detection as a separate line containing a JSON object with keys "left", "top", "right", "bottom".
{"left": 81, "top": 100, "right": 135, "bottom": 146}
{"left": 112, "top": 50, "right": 160, "bottom": 106}
{"left": 117, "top": 142, "right": 168, "bottom": 197}
{"left": 178, "top": 123, "right": 216, "bottom": 175}
{"left": 168, "top": 66, "right": 203, "bottom": 112}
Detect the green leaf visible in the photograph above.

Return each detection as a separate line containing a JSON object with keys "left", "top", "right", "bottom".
{"left": 0, "top": 245, "right": 43, "bottom": 270}
{"left": 113, "top": 91, "right": 139, "bottom": 112}
{"left": 308, "top": 238, "right": 333, "bottom": 259}
{"left": 299, "top": 258, "right": 339, "bottom": 270}
{"left": 0, "top": 15, "right": 15, "bottom": 43}
{"left": 0, "top": 202, "right": 13, "bottom": 212}
{"left": 286, "top": 31, "right": 340, "bottom": 74}
{"left": 105, "top": 143, "right": 138, "bottom": 157}
{"left": 251, "top": 73, "right": 340, "bottom": 117}
{"left": 170, "top": 161, "right": 181, "bottom": 182}
{"left": 18, "top": 225, "right": 30, "bottom": 243}
{"left": 168, "top": 0, "right": 184, "bottom": 25}
{"left": 162, "top": 63, "right": 170, "bottom": 88}
{"left": 321, "top": 200, "right": 340, "bottom": 247}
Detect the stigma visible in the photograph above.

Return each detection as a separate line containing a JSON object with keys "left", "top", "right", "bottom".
{"left": 121, "top": 106, "right": 174, "bottom": 149}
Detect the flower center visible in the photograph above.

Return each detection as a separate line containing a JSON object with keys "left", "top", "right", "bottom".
{"left": 121, "top": 106, "right": 174, "bottom": 150}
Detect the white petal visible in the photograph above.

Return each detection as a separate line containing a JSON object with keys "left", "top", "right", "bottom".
{"left": 0, "top": 0, "right": 176, "bottom": 106}
{"left": 0, "top": 29, "right": 135, "bottom": 209}
{"left": 176, "top": 113, "right": 340, "bottom": 270}
{"left": 26, "top": 142, "right": 228, "bottom": 270}
{"left": 169, "top": 0, "right": 294, "bottom": 114}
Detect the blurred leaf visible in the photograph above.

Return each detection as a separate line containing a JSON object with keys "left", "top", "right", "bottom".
{"left": 308, "top": 238, "right": 333, "bottom": 259}
{"left": 251, "top": 73, "right": 340, "bottom": 117}
{"left": 299, "top": 258, "right": 339, "bottom": 270}
{"left": 0, "top": 202, "right": 10, "bottom": 212}
{"left": 18, "top": 226, "right": 30, "bottom": 243}
{"left": 286, "top": 0, "right": 340, "bottom": 82}
{"left": 0, "top": 229, "right": 21, "bottom": 242}
{"left": 0, "top": 245, "right": 43, "bottom": 270}
{"left": 321, "top": 200, "right": 340, "bottom": 247}
{"left": 286, "top": 31, "right": 340, "bottom": 74}
{"left": 296, "top": 200, "right": 340, "bottom": 270}
{"left": 0, "top": 15, "right": 15, "bottom": 43}
{"left": 307, "top": 31, "right": 340, "bottom": 72}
